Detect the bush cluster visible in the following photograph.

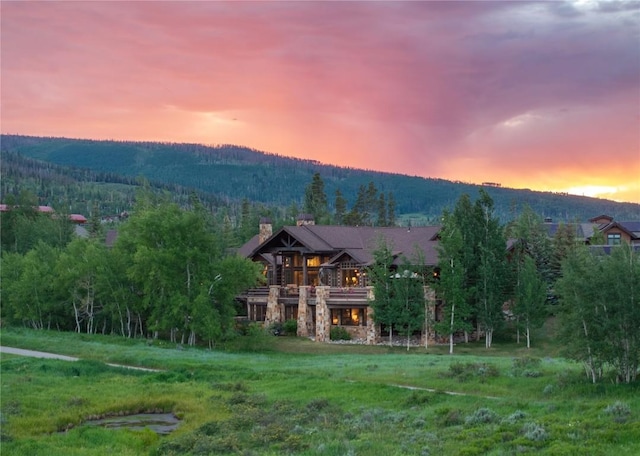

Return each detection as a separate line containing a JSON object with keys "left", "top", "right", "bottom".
{"left": 330, "top": 326, "right": 352, "bottom": 341}
{"left": 442, "top": 362, "right": 499, "bottom": 382}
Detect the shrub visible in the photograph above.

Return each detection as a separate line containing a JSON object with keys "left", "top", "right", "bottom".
{"left": 435, "top": 407, "right": 463, "bottom": 427}
{"left": 330, "top": 326, "right": 351, "bottom": 341}
{"left": 404, "top": 390, "right": 433, "bottom": 406}
{"left": 268, "top": 322, "right": 283, "bottom": 336}
{"left": 501, "top": 410, "right": 527, "bottom": 425}
{"left": 444, "top": 362, "right": 499, "bottom": 382}
{"left": 511, "top": 356, "right": 542, "bottom": 378}
{"left": 465, "top": 407, "right": 499, "bottom": 425}
{"left": 522, "top": 422, "right": 548, "bottom": 441}
{"left": 604, "top": 401, "right": 631, "bottom": 423}
{"left": 282, "top": 319, "right": 298, "bottom": 336}
{"left": 542, "top": 384, "right": 555, "bottom": 396}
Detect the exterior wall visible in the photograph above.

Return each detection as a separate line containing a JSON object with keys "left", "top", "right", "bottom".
{"left": 366, "top": 286, "right": 378, "bottom": 344}
{"left": 315, "top": 286, "right": 331, "bottom": 342}
{"left": 255, "top": 284, "right": 437, "bottom": 346}
{"left": 265, "top": 285, "right": 282, "bottom": 325}
{"left": 602, "top": 228, "right": 632, "bottom": 244}
{"left": 341, "top": 325, "right": 367, "bottom": 340}
{"left": 297, "top": 286, "right": 311, "bottom": 337}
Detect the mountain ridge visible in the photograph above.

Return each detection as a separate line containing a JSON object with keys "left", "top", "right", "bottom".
{"left": 1, "top": 134, "right": 638, "bottom": 222}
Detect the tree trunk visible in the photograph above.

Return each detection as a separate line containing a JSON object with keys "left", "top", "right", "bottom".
{"left": 449, "top": 303, "right": 455, "bottom": 354}
{"left": 485, "top": 328, "right": 493, "bottom": 348}
{"left": 73, "top": 301, "right": 81, "bottom": 333}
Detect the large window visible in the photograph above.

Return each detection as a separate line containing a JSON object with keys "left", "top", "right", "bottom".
{"left": 607, "top": 233, "right": 622, "bottom": 245}
{"left": 341, "top": 261, "right": 361, "bottom": 287}
{"left": 331, "top": 308, "right": 365, "bottom": 326}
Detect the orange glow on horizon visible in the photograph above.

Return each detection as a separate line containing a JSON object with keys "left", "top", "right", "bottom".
{"left": 1, "top": 1, "right": 638, "bottom": 204}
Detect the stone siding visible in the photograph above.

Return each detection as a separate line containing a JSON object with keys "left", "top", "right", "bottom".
{"left": 315, "top": 286, "right": 330, "bottom": 342}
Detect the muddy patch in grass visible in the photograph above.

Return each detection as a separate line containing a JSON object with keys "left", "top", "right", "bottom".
{"left": 85, "top": 413, "right": 181, "bottom": 435}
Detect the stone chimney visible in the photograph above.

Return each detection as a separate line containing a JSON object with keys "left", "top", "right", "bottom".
{"left": 259, "top": 217, "right": 272, "bottom": 244}
{"left": 296, "top": 214, "right": 315, "bottom": 226}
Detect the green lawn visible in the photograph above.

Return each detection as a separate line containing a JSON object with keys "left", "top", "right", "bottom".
{"left": 1, "top": 327, "right": 638, "bottom": 455}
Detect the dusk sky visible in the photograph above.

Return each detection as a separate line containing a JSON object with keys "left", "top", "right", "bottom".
{"left": 2, "top": 1, "right": 639, "bottom": 203}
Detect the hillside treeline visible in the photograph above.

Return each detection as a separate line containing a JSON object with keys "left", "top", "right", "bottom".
{"left": 3, "top": 134, "right": 639, "bottom": 222}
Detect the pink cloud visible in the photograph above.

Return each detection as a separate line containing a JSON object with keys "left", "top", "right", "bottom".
{"left": 2, "top": 1, "right": 638, "bottom": 202}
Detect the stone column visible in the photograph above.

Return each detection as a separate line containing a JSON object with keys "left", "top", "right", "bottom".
{"left": 315, "top": 286, "right": 330, "bottom": 342}
{"left": 421, "top": 286, "right": 437, "bottom": 348}
{"left": 365, "top": 286, "right": 378, "bottom": 345}
{"left": 265, "top": 285, "right": 281, "bottom": 326}
{"left": 297, "top": 286, "right": 309, "bottom": 337}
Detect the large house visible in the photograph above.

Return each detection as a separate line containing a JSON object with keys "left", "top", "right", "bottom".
{"left": 587, "top": 215, "right": 640, "bottom": 246}
{"left": 237, "top": 215, "right": 441, "bottom": 343}
{"left": 238, "top": 213, "right": 640, "bottom": 344}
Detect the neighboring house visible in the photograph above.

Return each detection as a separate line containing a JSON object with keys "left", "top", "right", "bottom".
{"left": 588, "top": 215, "right": 640, "bottom": 246}
{"left": 237, "top": 215, "right": 441, "bottom": 343}
{"left": 543, "top": 215, "right": 640, "bottom": 246}
{"left": 0, "top": 204, "right": 87, "bottom": 225}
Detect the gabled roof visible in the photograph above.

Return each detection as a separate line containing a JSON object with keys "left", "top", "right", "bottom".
{"left": 589, "top": 214, "right": 614, "bottom": 224}
{"left": 599, "top": 221, "right": 640, "bottom": 240}
{"left": 544, "top": 222, "right": 598, "bottom": 241}
{"left": 244, "top": 224, "right": 442, "bottom": 266}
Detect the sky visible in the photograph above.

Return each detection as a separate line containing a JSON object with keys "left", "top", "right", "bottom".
{"left": 2, "top": 1, "right": 639, "bottom": 203}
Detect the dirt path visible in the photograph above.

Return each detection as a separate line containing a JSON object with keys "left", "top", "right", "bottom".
{"left": 0, "top": 346, "right": 161, "bottom": 372}
{"left": 390, "top": 383, "right": 500, "bottom": 400}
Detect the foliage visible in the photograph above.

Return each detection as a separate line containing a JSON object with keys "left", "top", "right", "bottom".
{"left": 1, "top": 191, "right": 262, "bottom": 346}
{"left": 508, "top": 205, "right": 553, "bottom": 346}
{"left": 513, "top": 256, "right": 547, "bottom": 348}
{"left": 303, "top": 172, "right": 329, "bottom": 223}
{"left": 0, "top": 190, "right": 74, "bottom": 254}
{"left": 2, "top": 328, "right": 640, "bottom": 456}
{"left": 442, "top": 361, "right": 500, "bottom": 383}
{"left": 282, "top": 319, "right": 298, "bottom": 336}
{"left": 392, "top": 255, "right": 426, "bottom": 351}
{"left": 329, "top": 326, "right": 352, "bottom": 341}
{"left": 368, "top": 237, "right": 397, "bottom": 344}
{"left": 473, "top": 190, "right": 509, "bottom": 348}
{"left": 5, "top": 134, "right": 639, "bottom": 228}
{"left": 603, "top": 401, "right": 632, "bottom": 424}
{"left": 1, "top": 242, "right": 63, "bottom": 329}
{"left": 556, "top": 243, "right": 640, "bottom": 383}
{"left": 465, "top": 407, "right": 499, "bottom": 425}
{"left": 434, "top": 202, "right": 472, "bottom": 353}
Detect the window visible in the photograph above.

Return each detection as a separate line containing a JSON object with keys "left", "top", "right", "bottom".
{"left": 306, "top": 256, "right": 321, "bottom": 267}
{"left": 284, "top": 305, "right": 298, "bottom": 321}
{"left": 331, "top": 308, "right": 365, "bottom": 326}
{"left": 341, "top": 262, "right": 361, "bottom": 287}
{"left": 607, "top": 233, "right": 621, "bottom": 245}
{"left": 249, "top": 304, "right": 266, "bottom": 321}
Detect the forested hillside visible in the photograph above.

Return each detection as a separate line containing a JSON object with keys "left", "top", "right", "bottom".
{"left": 2, "top": 134, "right": 638, "bottom": 222}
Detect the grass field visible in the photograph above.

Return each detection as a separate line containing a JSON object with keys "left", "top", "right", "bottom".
{"left": 1, "top": 327, "right": 638, "bottom": 455}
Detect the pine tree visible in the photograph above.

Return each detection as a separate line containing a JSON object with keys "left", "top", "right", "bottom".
{"left": 377, "top": 193, "right": 387, "bottom": 226}
{"left": 303, "top": 172, "right": 328, "bottom": 223}
{"left": 334, "top": 189, "right": 347, "bottom": 225}
{"left": 387, "top": 192, "right": 396, "bottom": 226}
